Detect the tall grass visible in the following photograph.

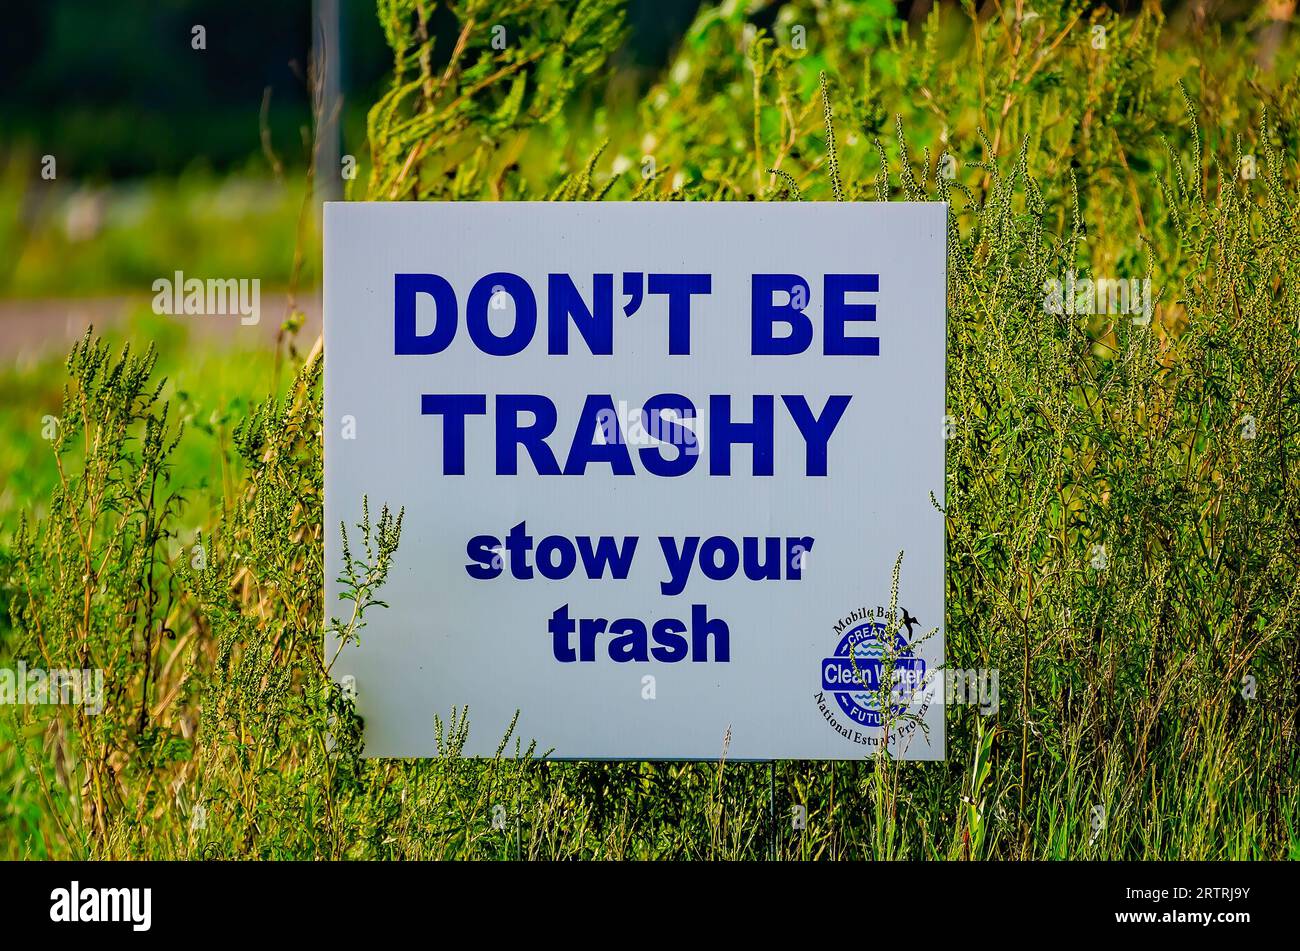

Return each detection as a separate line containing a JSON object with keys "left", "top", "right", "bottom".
{"left": 2, "top": 0, "right": 1298, "bottom": 859}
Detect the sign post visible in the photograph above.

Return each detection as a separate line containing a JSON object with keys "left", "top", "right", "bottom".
{"left": 324, "top": 201, "right": 947, "bottom": 760}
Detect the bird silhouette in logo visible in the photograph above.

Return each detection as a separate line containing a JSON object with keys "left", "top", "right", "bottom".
{"left": 900, "top": 608, "right": 919, "bottom": 638}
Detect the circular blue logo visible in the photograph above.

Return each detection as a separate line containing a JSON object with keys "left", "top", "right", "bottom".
{"left": 820, "top": 620, "right": 926, "bottom": 728}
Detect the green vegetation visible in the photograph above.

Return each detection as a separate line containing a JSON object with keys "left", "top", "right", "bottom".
{"left": 0, "top": 311, "right": 281, "bottom": 531}
{"left": 0, "top": 160, "right": 317, "bottom": 298}
{"left": 2, "top": 0, "right": 1298, "bottom": 860}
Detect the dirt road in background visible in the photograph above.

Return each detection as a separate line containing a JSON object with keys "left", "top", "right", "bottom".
{"left": 0, "top": 293, "right": 322, "bottom": 362}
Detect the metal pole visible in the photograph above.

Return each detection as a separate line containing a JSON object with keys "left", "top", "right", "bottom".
{"left": 312, "top": 0, "right": 343, "bottom": 205}
{"left": 769, "top": 760, "right": 776, "bottom": 860}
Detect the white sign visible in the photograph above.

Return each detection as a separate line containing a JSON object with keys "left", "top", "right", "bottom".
{"left": 324, "top": 202, "right": 947, "bottom": 760}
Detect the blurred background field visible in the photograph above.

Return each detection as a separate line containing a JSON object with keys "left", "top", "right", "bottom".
{"left": 0, "top": 163, "right": 314, "bottom": 299}
{"left": 0, "top": 0, "right": 708, "bottom": 300}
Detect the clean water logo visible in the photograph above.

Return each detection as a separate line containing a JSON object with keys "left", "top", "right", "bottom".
{"left": 814, "top": 605, "right": 928, "bottom": 745}
{"left": 822, "top": 616, "right": 926, "bottom": 728}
